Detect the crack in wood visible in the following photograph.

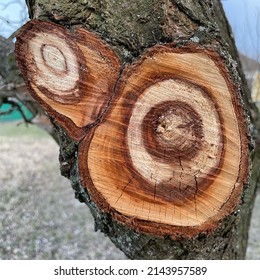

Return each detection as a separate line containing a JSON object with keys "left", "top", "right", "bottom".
{"left": 194, "top": 175, "right": 198, "bottom": 219}
{"left": 114, "top": 177, "right": 133, "bottom": 206}
{"left": 178, "top": 156, "right": 184, "bottom": 171}
{"left": 153, "top": 180, "right": 157, "bottom": 201}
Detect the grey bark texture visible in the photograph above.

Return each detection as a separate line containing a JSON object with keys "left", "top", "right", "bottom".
{"left": 23, "top": 0, "right": 260, "bottom": 259}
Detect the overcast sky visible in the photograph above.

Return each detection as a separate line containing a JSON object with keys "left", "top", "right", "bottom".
{"left": 0, "top": 0, "right": 28, "bottom": 38}
{"left": 0, "top": 0, "right": 260, "bottom": 60}
{"left": 222, "top": 0, "right": 260, "bottom": 60}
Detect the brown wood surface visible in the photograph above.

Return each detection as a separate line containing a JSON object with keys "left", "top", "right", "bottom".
{"left": 80, "top": 45, "right": 249, "bottom": 238}
{"left": 15, "top": 20, "right": 250, "bottom": 239}
{"left": 15, "top": 20, "right": 120, "bottom": 140}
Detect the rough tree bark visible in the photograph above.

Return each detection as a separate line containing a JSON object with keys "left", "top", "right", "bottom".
{"left": 15, "top": 0, "right": 260, "bottom": 259}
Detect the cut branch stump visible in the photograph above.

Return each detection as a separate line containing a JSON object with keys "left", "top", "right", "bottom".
{"left": 15, "top": 17, "right": 254, "bottom": 259}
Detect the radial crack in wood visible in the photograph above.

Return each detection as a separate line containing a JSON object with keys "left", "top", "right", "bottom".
{"left": 15, "top": 20, "right": 121, "bottom": 140}
{"left": 79, "top": 45, "right": 249, "bottom": 238}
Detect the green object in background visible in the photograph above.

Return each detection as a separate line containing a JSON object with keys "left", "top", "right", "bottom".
{"left": 0, "top": 122, "right": 49, "bottom": 138}
{"left": 0, "top": 103, "right": 33, "bottom": 122}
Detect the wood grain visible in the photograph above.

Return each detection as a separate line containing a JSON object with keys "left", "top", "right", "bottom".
{"left": 15, "top": 20, "right": 249, "bottom": 238}
{"left": 15, "top": 20, "right": 121, "bottom": 140}
{"left": 79, "top": 45, "right": 249, "bottom": 237}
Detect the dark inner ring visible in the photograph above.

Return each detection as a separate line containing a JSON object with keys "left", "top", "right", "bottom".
{"left": 142, "top": 100, "right": 204, "bottom": 163}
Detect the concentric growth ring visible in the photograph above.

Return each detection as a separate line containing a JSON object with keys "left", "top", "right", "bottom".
{"left": 84, "top": 46, "right": 245, "bottom": 231}
{"left": 14, "top": 20, "right": 249, "bottom": 237}
{"left": 19, "top": 22, "right": 85, "bottom": 104}
{"left": 15, "top": 20, "right": 121, "bottom": 140}
{"left": 142, "top": 100, "right": 204, "bottom": 161}
{"left": 127, "top": 78, "right": 223, "bottom": 204}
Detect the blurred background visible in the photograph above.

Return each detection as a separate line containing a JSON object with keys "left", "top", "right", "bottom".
{"left": 0, "top": 0, "right": 259, "bottom": 259}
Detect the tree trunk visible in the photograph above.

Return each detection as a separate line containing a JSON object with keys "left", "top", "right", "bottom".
{"left": 15, "top": 0, "right": 260, "bottom": 259}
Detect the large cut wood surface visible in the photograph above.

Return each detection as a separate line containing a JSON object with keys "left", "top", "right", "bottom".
{"left": 80, "top": 47, "right": 249, "bottom": 236}
{"left": 15, "top": 20, "right": 249, "bottom": 238}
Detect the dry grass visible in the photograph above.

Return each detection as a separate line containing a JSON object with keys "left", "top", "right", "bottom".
{"left": 0, "top": 123, "right": 126, "bottom": 259}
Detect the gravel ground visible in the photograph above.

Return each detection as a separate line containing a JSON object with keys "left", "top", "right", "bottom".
{"left": 0, "top": 124, "right": 259, "bottom": 259}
